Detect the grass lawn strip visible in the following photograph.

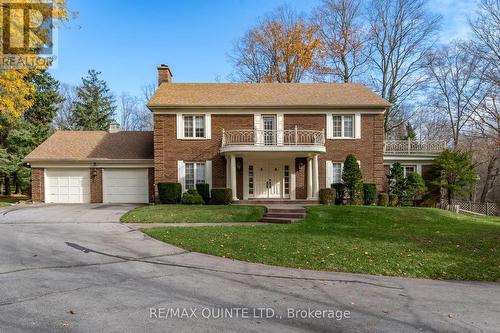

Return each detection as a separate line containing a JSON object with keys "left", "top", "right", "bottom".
{"left": 143, "top": 206, "right": 500, "bottom": 281}
{"left": 120, "top": 204, "right": 266, "bottom": 224}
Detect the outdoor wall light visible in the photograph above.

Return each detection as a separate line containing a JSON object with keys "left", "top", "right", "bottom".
{"left": 91, "top": 162, "right": 98, "bottom": 177}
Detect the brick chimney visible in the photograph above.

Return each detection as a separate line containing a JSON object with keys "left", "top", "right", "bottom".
{"left": 108, "top": 122, "right": 120, "bottom": 133}
{"left": 157, "top": 64, "right": 173, "bottom": 85}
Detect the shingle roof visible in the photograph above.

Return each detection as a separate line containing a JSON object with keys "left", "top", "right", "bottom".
{"left": 24, "top": 131, "right": 153, "bottom": 162}
{"left": 147, "top": 83, "right": 391, "bottom": 109}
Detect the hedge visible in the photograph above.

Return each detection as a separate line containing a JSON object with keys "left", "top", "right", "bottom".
{"left": 181, "top": 188, "right": 204, "bottom": 205}
{"left": 331, "top": 183, "right": 345, "bottom": 205}
{"left": 157, "top": 182, "right": 182, "bottom": 204}
{"left": 196, "top": 183, "right": 210, "bottom": 203}
{"left": 378, "top": 193, "right": 389, "bottom": 206}
{"left": 210, "top": 188, "right": 233, "bottom": 205}
{"left": 363, "top": 183, "right": 377, "bottom": 205}
{"left": 319, "top": 188, "right": 336, "bottom": 205}
{"left": 389, "top": 194, "right": 399, "bottom": 207}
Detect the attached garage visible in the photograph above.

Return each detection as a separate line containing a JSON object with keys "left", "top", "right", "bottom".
{"left": 103, "top": 169, "right": 149, "bottom": 203}
{"left": 45, "top": 169, "right": 91, "bottom": 203}
{"left": 25, "top": 129, "right": 154, "bottom": 204}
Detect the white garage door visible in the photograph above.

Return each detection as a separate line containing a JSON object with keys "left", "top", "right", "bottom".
{"left": 103, "top": 169, "right": 149, "bottom": 203}
{"left": 45, "top": 169, "right": 90, "bottom": 203}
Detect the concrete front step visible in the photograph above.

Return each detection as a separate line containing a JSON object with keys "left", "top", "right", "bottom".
{"left": 235, "top": 200, "right": 319, "bottom": 205}
{"left": 266, "top": 208, "right": 305, "bottom": 213}
{"left": 260, "top": 217, "right": 302, "bottom": 224}
{"left": 265, "top": 212, "right": 306, "bottom": 219}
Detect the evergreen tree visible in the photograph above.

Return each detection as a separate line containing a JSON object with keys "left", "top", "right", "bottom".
{"left": 430, "top": 149, "right": 477, "bottom": 204}
{"left": 387, "top": 162, "right": 405, "bottom": 200}
{"left": 24, "top": 70, "right": 64, "bottom": 127}
{"left": 401, "top": 172, "right": 427, "bottom": 206}
{"left": 342, "top": 154, "right": 363, "bottom": 202}
{"left": 403, "top": 122, "right": 417, "bottom": 141}
{"left": 73, "top": 70, "right": 116, "bottom": 130}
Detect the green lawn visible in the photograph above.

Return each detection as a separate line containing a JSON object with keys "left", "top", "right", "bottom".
{"left": 0, "top": 196, "right": 28, "bottom": 206}
{"left": 144, "top": 206, "right": 500, "bottom": 281}
{"left": 120, "top": 204, "right": 266, "bottom": 223}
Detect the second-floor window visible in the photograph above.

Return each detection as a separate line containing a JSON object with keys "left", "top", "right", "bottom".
{"left": 332, "top": 115, "right": 354, "bottom": 138}
{"left": 184, "top": 115, "right": 205, "bottom": 138}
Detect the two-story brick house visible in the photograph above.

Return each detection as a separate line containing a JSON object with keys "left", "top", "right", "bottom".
{"left": 25, "top": 65, "right": 445, "bottom": 203}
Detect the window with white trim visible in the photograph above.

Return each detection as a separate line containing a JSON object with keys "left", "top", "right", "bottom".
{"left": 403, "top": 165, "right": 416, "bottom": 177}
{"left": 332, "top": 115, "right": 354, "bottom": 138}
{"left": 183, "top": 115, "right": 205, "bottom": 138}
{"left": 184, "top": 162, "right": 206, "bottom": 190}
{"left": 332, "top": 162, "right": 343, "bottom": 184}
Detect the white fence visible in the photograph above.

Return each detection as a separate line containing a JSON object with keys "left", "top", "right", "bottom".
{"left": 440, "top": 200, "right": 500, "bottom": 216}
{"left": 384, "top": 140, "right": 447, "bottom": 155}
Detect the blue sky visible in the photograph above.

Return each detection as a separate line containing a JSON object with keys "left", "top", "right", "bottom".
{"left": 50, "top": 0, "right": 477, "bottom": 98}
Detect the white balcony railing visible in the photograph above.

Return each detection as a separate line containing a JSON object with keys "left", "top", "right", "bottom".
{"left": 222, "top": 128, "right": 325, "bottom": 147}
{"left": 384, "top": 140, "right": 447, "bottom": 155}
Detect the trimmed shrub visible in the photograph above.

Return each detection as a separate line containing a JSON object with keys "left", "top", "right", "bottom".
{"left": 331, "top": 183, "right": 345, "bottom": 205}
{"left": 342, "top": 154, "right": 363, "bottom": 200}
{"left": 389, "top": 194, "right": 399, "bottom": 207}
{"left": 378, "top": 193, "right": 389, "bottom": 206}
{"left": 181, "top": 188, "right": 204, "bottom": 205}
{"left": 210, "top": 188, "right": 233, "bottom": 205}
{"left": 196, "top": 183, "right": 210, "bottom": 203}
{"left": 157, "top": 182, "right": 182, "bottom": 204}
{"left": 363, "top": 183, "right": 377, "bottom": 205}
{"left": 319, "top": 188, "right": 336, "bottom": 205}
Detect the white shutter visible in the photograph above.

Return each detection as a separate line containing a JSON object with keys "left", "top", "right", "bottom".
{"left": 205, "top": 160, "right": 212, "bottom": 189}
{"left": 254, "top": 114, "right": 261, "bottom": 130}
{"left": 277, "top": 113, "right": 284, "bottom": 145}
{"left": 205, "top": 114, "right": 211, "bottom": 139}
{"left": 326, "top": 160, "right": 333, "bottom": 188}
{"left": 326, "top": 113, "right": 333, "bottom": 139}
{"left": 254, "top": 114, "right": 262, "bottom": 144}
{"left": 177, "top": 160, "right": 185, "bottom": 192}
{"left": 176, "top": 114, "right": 183, "bottom": 139}
{"left": 354, "top": 113, "right": 361, "bottom": 139}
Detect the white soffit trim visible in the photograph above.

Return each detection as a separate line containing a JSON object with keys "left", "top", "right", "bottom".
{"left": 152, "top": 108, "right": 385, "bottom": 115}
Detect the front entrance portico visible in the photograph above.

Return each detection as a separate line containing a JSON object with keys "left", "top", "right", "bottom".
{"left": 224, "top": 152, "right": 321, "bottom": 201}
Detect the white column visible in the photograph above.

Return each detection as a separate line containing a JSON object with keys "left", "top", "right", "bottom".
{"left": 226, "top": 156, "right": 230, "bottom": 187}
{"left": 307, "top": 157, "right": 313, "bottom": 200}
{"left": 313, "top": 154, "right": 319, "bottom": 199}
{"left": 230, "top": 154, "right": 238, "bottom": 201}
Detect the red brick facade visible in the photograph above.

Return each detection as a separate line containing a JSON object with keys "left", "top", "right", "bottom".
{"left": 30, "top": 167, "right": 154, "bottom": 204}
{"left": 90, "top": 168, "right": 103, "bottom": 203}
{"left": 31, "top": 168, "right": 45, "bottom": 203}
{"left": 154, "top": 114, "right": 254, "bottom": 188}
{"left": 154, "top": 112, "right": 386, "bottom": 196}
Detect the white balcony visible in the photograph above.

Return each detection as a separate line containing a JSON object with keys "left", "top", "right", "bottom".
{"left": 384, "top": 140, "right": 447, "bottom": 156}
{"left": 221, "top": 128, "right": 326, "bottom": 154}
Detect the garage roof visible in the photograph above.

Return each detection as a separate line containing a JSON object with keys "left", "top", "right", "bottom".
{"left": 24, "top": 131, "right": 153, "bottom": 162}
{"left": 147, "top": 83, "right": 391, "bottom": 109}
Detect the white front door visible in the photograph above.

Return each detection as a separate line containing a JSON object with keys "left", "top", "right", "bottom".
{"left": 45, "top": 169, "right": 90, "bottom": 203}
{"left": 253, "top": 161, "right": 282, "bottom": 199}
{"left": 103, "top": 169, "right": 149, "bottom": 203}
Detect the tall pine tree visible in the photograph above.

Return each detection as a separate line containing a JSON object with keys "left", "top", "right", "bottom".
{"left": 24, "top": 70, "right": 65, "bottom": 127}
{"left": 73, "top": 70, "right": 116, "bottom": 130}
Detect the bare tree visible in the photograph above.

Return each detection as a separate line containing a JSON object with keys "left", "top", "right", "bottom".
{"left": 230, "top": 6, "right": 322, "bottom": 83}
{"left": 312, "top": 0, "right": 366, "bottom": 83}
{"left": 426, "top": 41, "right": 490, "bottom": 148}
{"left": 119, "top": 90, "right": 153, "bottom": 131}
{"left": 366, "top": 0, "right": 441, "bottom": 134}
{"left": 53, "top": 83, "right": 77, "bottom": 130}
{"left": 469, "top": 0, "right": 500, "bottom": 87}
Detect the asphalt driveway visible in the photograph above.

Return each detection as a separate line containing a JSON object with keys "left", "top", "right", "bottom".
{"left": 0, "top": 204, "right": 498, "bottom": 333}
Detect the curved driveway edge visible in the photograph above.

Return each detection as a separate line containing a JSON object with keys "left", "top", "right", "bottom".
{"left": 0, "top": 204, "right": 498, "bottom": 332}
